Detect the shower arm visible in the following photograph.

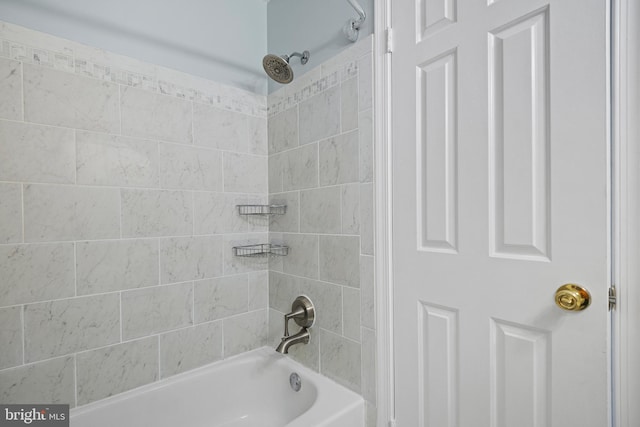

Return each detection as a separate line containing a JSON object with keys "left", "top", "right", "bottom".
{"left": 346, "top": 0, "right": 366, "bottom": 29}
{"left": 283, "top": 51, "right": 310, "bottom": 65}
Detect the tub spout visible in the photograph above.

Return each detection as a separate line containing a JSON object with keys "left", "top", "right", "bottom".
{"left": 275, "top": 327, "right": 310, "bottom": 354}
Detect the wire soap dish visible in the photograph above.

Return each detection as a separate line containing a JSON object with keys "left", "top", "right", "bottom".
{"left": 233, "top": 244, "right": 289, "bottom": 257}
{"left": 236, "top": 204, "right": 287, "bottom": 216}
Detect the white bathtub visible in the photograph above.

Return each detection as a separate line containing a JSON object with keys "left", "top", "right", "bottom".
{"left": 71, "top": 347, "right": 364, "bottom": 427}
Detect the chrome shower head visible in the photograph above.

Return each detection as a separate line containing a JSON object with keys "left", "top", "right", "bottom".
{"left": 262, "top": 50, "right": 310, "bottom": 84}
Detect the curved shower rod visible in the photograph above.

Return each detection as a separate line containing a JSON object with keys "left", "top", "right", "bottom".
{"left": 344, "top": 0, "right": 366, "bottom": 42}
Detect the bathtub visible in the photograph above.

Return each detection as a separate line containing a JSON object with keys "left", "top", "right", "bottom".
{"left": 71, "top": 347, "right": 364, "bottom": 427}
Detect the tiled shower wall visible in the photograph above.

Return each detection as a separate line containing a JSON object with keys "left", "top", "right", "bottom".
{"left": 266, "top": 36, "right": 376, "bottom": 425}
{"left": 0, "top": 22, "right": 270, "bottom": 407}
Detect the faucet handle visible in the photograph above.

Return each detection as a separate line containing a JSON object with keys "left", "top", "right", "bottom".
{"left": 283, "top": 296, "right": 315, "bottom": 337}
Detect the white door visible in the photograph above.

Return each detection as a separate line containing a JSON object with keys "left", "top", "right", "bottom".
{"left": 391, "top": 0, "right": 609, "bottom": 426}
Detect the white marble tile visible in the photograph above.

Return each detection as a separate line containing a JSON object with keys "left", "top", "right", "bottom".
{"left": 223, "top": 309, "right": 268, "bottom": 357}
{"left": 160, "top": 236, "right": 223, "bottom": 284}
{"left": 76, "top": 337, "right": 158, "bottom": 405}
{"left": 0, "top": 356, "right": 75, "bottom": 405}
{"left": 193, "top": 192, "right": 247, "bottom": 235}
{"left": 76, "top": 239, "right": 159, "bottom": 295}
{"left": 248, "top": 116, "right": 268, "bottom": 156}
{"left": 269, "top": 192, "right": 299, "bottom": 233}
{"left": 268, "top": 271, "right": 300, "bottom": 314}
{"left": 365, "top": 402, "right": 377, "bottom": 427}
{"left": 342, "top": 183, "right": 360, "bottom": 234}
{"left": 361, "top": 327, "right": 376, "bottom": 404}
{"left": 268, "top": 151, "right": 284, "bottom": 193}
{"left": 299, "top": 279, "right": 342, "bottom": 335}
{"left": 23, "top": 64, "right": 119, "bottom": 133}
{"left": 122, "top": 283, "right": 193, "bottom": 340}
{"left": 0, "top": 57, "right": 22, "bottom": 120}
{"left": 360, "top": 255, "right": 375, "bottom": 330}
{"left": 360, "top": 183, "right": 374, "bottom": 255}
{"left": 319, "top": 235, "right": 360, "bottom": 287}
{"left": 248, "top": 271, "right": 268, "bottom": 310}
{"left": 282, "top": 143, "right": 318, "bottom": 191}
{"left": 223, "top": 233, "right": 270, "bottom": 275}
{"left": 121, "top": 189, "right": 193, "bottom": 238}
{"left": 193, "top": 103, "right": 248, "bottom": 152}
{"left": 343, "top": 287, "right": 361, "bottom": 341}
{"left": 24, "top": 294, "right": 120, "bottom": 363}
{"left": 0, "top": 183, "right": 21, "bottom": 243}
{"left": 320, "top": 329, "right": 361, "bottom": 393}
{"left": 0, "top": 243, "right": 74, "bottom": 306}
{"left": 223, "top": 152, "right": 267, "bottom": 194}
{"left": 0, "top": 120, "right": 75, "bottom": 184}
{"left": 76, "top": 131, "right": 159, "bottom": 188}
{"left": 319, "top": 130, "right": 359, "bottom": 186}
{"left": 120, "top": 86, "right": 193, "bottom": 144}
{"left": 194, "top": 275, "right": 248, "bottom": 323}
{"left": 359, "top": 108, "right": 374, "bottom": 183}
{"left": 299, "top": 85, "right": 341, "bottom": 145}
{"left": 300, "top": 187, "right": 341, "bottom": 234}
{"left": 358, "top": 54, "right": 373, "bottom": 111}
{"left": 0, "top": 306, "right": 22, "bottom": 369}
{"left": 341, "top": 77, "right": 358, "bottom": 132}
{"left": 282, "top": 233, "right": 319, "bottom": 279}
{"left": 23, "top": 184, "right": 120, "bottom": 242}
{"left": 268, "top": 106, "right": 298, "bottom": 154}
{"left": 159, "top": 143, "right": 223, "bottom": 191}
{"left": 160, "top": 322, "right": 223, "bottom": 378}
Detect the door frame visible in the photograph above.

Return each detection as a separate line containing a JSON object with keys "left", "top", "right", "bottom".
{"left": 373, "top": 0, "right": 640, "bottom": 426}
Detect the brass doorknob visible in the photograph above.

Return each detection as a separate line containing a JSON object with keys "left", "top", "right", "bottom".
{"left": 555, "top": 284, "right": 591, "bottom": 311}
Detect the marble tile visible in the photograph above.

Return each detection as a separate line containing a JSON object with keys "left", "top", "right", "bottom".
{"left": 120, "top": 86, "right": 192, "bottom": 144}
{"left": 268, "top": 151, "right": 284, "bottom": 193}
{"left": 223, "top": 152, "right": 267, "bottom": 194}
{"left": 0, "top": 306, "right": 22, "bottom": 369}
{"left": 160, "top": 322, "right": 223, "bottom": 377}
{"left": 0, "top": 356, "right": 75, "bottom": 405}
{"left": 23, "top": 184, "right": 120, "bottom": 242}
{"left": 319, "top": 130, "right": 359, "bottom": 186}
{"left": 282, "top": 233, "right": 318, "bottom": 279}
{"left": 0, "top": 183, "right": 22, "bottom": 243}
{"left": 223, "top": 309, "right": 268, "bottom": 357}
{"left": 122, "top": 283, "right": 193, "bottom": 340}
{"left": 360, "top": 183, "right": 374, "bottom": 255}
{"left": 341, "top": 77, "right": 358, "bottom": 132}
{"left": 248, "top": 116, "right": 268, "bottom": 155}
{"left": 76, "top": 131, "right": 159, "bottom": 188}
{"left": 0, "top": 57, "right": 22, "bottom": 120}
{"left": 0, "top": 120, "right": 75, "bottom": 184}
{"left": 269, "top": 271, "right": 300, "bottom": 314}
{"left": 299, "top": 85, "right": 341, "bottom": 145}
{"left": 121, "top": 189, "right": 193, "bottom": 238}
{"left": 319, "top": 235, "right": 360, "bottom": 287}
{"left": 269, "top": 192, "right": 299, "bottom": 233}
{"left": 0, "top": 243, "right": 74, "bottom": 306}
{"left": 76, "top": 239, "right": 159, "bottom": 295}
{"left": 300, "top": 187, "right": 341, "bottom": 234}
{"left": 23, "top": 64, "right": 119, "bottom": 133}
{"left": 320, "top": 329, "right": 361, "bottom": 393}
{"left": 194, "top": 275, "right": 248, "bottom": 323}
{"left": 358, "top": 54, "right": 373, "bottom": 111}
{"left": 365, "top": 402, "right": 377, "bottom": 427}
{"left": 24, "top": 294, "right": 120, "bottom": 362}
{"left": 77, "top": 337, "right": 158, "bottom": 405}
{"left": 342, "top": 183, "right": 360, "bottom": 234}
{"left": 299, "top": 279, "right": 342, "bottom": 335}
{"left": 268, "top": 106, "right": 298, "bottom": 154}
{"left": 361, "top": 327, "right": 376, "bottom": 404}
{"left": 193, "top": 192, "right": 247, "bottom": 235}
{"left": 282, "top": 143, "right": 318, "bottom": 191}
{"left": 159, "top": 143, "right": 223, "bottom": 191}
{"left": 248, "top": 271, "right": 269, "bottom": 311}
{"left": 193, "top": 103, "right": 248, "bottom": 152}
{"left": 223, "top": 233, "right": 270, "bottom": 275}
{"left": 360, "top": 255, "right": 375, "bottom": 329}
{"left": 343, "top": 287, "right": 361, "bottom": 341}
{"left": 359, "top": 108, "right": 374, "bottom": 183}
{"left": 160, "top": 236, "right": 223, "bottom": 284}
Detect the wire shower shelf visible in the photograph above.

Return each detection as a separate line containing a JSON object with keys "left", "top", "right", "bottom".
{"left": 236, "top": 205, "right": 287, "bottom": 215}
{"left": 232, "top": 244, "right": 289, "bottom": 257}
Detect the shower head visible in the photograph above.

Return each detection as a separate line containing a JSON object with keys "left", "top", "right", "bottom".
{"left": 262, "top": 50, "right": 310, "bottom": 84}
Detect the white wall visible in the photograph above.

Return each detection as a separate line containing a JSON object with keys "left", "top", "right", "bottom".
{"left": 0, "top": 0, "right": 268, "bottom": 93}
